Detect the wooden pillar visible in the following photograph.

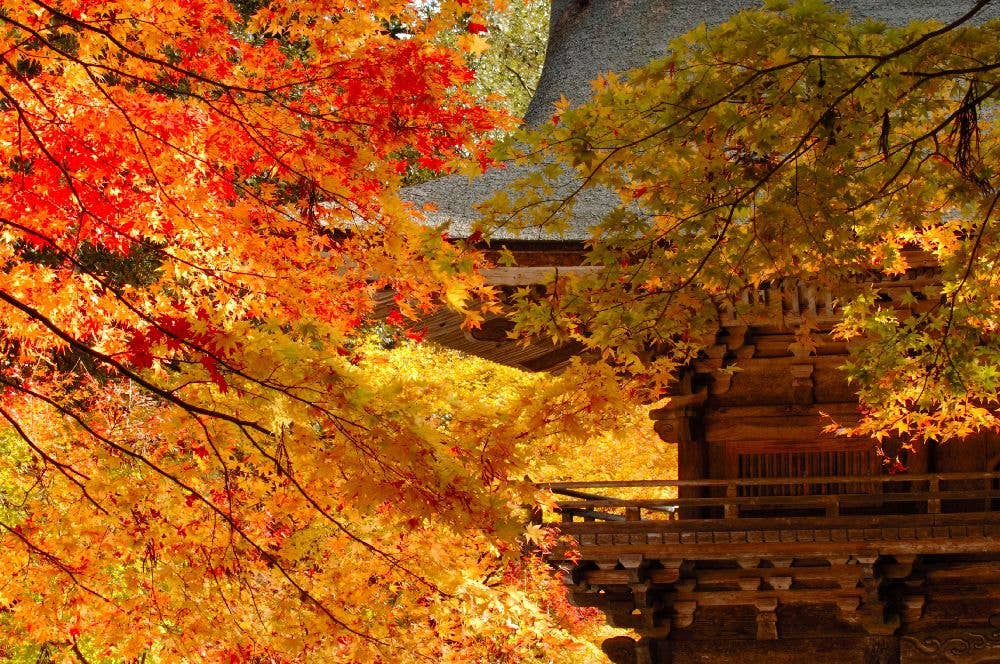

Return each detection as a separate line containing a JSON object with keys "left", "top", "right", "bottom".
{"left": 650, "top": 380, "right": 707, "bottom": 520}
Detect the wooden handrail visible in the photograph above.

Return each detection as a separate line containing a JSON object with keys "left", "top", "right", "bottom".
{"left": 540, "top": 471, "right": 1000, "bottom": 490}
{"left": 555, "top": 489, "right": 1000, "bottom": 510}
{"left": 551, "top": 487, "right": 677, "bottom": 513}
{"left": 559, "top": 508, "right": 626, "bottom": 522}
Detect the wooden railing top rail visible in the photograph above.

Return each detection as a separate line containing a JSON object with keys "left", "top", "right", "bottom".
{"left": 554, "top": 489, "right": 1000, "bottom": 510}
{"left": 540, "top": 471, "right": 1000, "bottom": 491}
{"left": 553, "top": 487, "right": 678, "bottom": 520}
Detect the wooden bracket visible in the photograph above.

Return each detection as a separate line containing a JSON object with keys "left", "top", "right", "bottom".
{"left": 673, "top": 601, "right": 697, "bottom": 629}
{"left": 790, "top": 363, "right": 814, "bottom": 405}
{"left": 902, "top": 595, "right": 926, "bottom": 623}
{"left": 755, "top": 598, "right": 779, "bottom": 640}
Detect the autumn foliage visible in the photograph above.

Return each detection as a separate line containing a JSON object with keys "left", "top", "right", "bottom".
{"left": 0, "top": 0, "right": 636, "bottom": 660}
{"left": 16, "top": 0, "right": 998, "bottom": 660}
{"left": 484, "top": 1, "right": 1000, "bottom": 452}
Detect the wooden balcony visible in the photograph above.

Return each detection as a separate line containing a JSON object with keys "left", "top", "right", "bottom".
{"left": 539, "top": 473, "right": 1000, "bottom": 655}
{"left": 543, "top": 473, "right": 1000, "bottom": 557}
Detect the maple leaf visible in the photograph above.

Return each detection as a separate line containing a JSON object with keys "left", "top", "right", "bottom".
{"left": 459, "top": 33, "right": 491, "bottom": 56}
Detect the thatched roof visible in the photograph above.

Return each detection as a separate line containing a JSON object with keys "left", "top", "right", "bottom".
{"left": 403, "top": 0, "right": 998, "bottom": 242}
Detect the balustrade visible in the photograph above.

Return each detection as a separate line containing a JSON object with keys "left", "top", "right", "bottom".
{"left": 541, "top": 472, "right": 1000, "bottom": 524}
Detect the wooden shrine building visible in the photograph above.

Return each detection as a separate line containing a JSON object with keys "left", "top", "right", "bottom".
{"left": 542, "top": 266, "right": 1000, "bottom": 664}
{"left": 403, "top": 1, "right": 1000, "bottom": 662}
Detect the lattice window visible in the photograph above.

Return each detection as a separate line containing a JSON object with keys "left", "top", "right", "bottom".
{"left": 737, "top": 450, "right": 875, "bottom": 496}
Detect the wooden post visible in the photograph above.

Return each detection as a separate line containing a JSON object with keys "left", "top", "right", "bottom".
{"left": 724, "top": 483, "right": 739, "bottom": 520}
{"left": 649, "top": 382, "right": 707, "bottom": 521}
{"left": 928, "top": 477, "right": 941, "bottom": 514}
{"left": 825, "top": 495, "right": 840, "bottom": 518}
{"left": 527, "top": 504, "right": 543, "bottom": 525}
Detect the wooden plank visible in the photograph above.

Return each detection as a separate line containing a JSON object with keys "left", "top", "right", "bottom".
{"left": 692, "top": 567, "right": 861, "bottom": 584}
{"left": 648, "top": 568, "right": 682, "bottom": 583}
{"left": 924, "top": 585, "right": 1000, "bottom": 599}
{"left": 663, "top": 589, "right": 865, "bottom": 606}
{"left": 925, "top": 561, "right": 1000, "bottom": 580}
{"left": 707, "top": 402, "right": 861, "bottom": 421}
{"left": 582, "top": 570, "right": 633, "bottom": 585}
{"left": 481, "top": 266, "right": 601, "bottom": 286}
{"left": 704, "top": 408, "right": 860, "bottom": 444}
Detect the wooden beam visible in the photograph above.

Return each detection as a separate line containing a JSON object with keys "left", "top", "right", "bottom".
{"left": 664, "top": 588, "right": 865, "bottom": 606}
{"left": 481, "top": 266, "right": 601, "bottom": 286}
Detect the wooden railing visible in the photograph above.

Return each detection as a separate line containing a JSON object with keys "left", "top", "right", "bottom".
{"left": 541, "top": 472, "right": 1000, "bottom": 523}
{"left": 549, "top": 487, "right": 676, "bottom": 522}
